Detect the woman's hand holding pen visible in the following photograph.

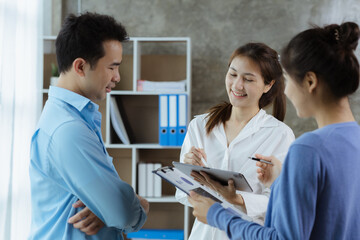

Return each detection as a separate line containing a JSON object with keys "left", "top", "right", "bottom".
{"left": 255, "top": 154, "right": 282, "bottom": 188}
{"left": 184, "top": 146, "right": 208, "bottom": 167}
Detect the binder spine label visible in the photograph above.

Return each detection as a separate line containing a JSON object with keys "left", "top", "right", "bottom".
{"left": 168, "top": 95, "right": 178, "bottom": 146}
{"left": 177, "top": 94, "right": 187, "bottom": 146}
{"left": 159, "top": 95, "right": 169, "bottom": 145}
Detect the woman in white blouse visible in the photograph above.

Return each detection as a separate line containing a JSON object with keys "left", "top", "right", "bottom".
{"left": 175, "top": 43, "right": 295, "bottom": 240}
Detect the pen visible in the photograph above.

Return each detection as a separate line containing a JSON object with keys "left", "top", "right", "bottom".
{"left": 201, "top": 157, "right": 209, "bottom": 167}
{"left": 248, "top": 157, "right": 273, "bottom": 165}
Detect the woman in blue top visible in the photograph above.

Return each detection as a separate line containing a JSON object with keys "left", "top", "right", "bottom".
{"left": 188, "top": 22, "right": 360, "bottom": 239}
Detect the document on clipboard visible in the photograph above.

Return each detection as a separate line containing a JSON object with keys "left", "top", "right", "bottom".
{"left": 172, "top": 162, "right": 253, "bottom": 192}
{"left": 152, "top": 166, "right": 253, "bottom": 221}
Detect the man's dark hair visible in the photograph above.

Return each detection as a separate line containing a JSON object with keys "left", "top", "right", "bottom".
{"left": 55, "top": 12, "right": 128, "bottom": 73}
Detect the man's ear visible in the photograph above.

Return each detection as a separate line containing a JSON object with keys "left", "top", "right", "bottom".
{"left": 73, "top": 58, "right": 87, "bottom": 77}
{"left": 264, "top": 80, "right": 275, "bottom": 93}
{"left": 304, "top": 72, "right": 318, "bottom": 94}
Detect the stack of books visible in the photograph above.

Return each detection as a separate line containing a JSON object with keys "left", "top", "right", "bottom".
{"left": 137, "top": 80, "right": 186, "bottom": 93}
{"left": 138, "top": 162, "right": 162, "bottom": 198}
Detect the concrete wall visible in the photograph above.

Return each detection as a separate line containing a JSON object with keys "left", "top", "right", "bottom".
{"left": 62, "top": 0, "right": 360, "bottom": 137}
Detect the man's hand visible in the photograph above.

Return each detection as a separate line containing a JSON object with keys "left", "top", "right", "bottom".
{"left": 136, "top": 194, "right": 149, "bottom": 215}
{"left": 68, "top": 200, "right": 104, "bottom": 235}
{"left": 188, "top": 191, "right": 216, "bottom": 224}
{"left": 191, "top": 171, "right": 245, "bottom": 207}
{"left": 255, "top": 154, "right": 282, "bottom": 188}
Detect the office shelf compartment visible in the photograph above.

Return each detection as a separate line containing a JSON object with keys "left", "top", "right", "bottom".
{"left": 142, "top": 203, "right": 185, "bottom": 229}
{"left": 108, "top": 148, "right": 133, "bottom": 185}
{"left": 108, "top": 94, "right": 159, "bottom": 144}
{"left": 138, "top": 41, "right": 187, "bottom": 83}
{"left": 137, "top": 148, "right": 181, "bottom": 197}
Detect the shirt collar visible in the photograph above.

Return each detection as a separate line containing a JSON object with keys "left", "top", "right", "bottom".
{"left": 212, "top": 108, "right": 280, "bottom": 147}
{"left": 48, "top": 86, "right": 99, "bottom": 112}
{"left": 250, "top": 109, "right": 278, "bottom": 128}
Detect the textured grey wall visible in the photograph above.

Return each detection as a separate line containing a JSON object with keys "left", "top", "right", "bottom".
{"left": 63, "top": 0, "right": 360, "bottom": 137}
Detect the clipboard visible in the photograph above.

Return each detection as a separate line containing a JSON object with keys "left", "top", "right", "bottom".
{"left": 152, "top": 166, "right": 253, "bottom": 221}
{"left": 153, "top": 166, "right": 222, "bottom": 202}
{"left": 172, "top": 162, "right": 253, "bottom": 192}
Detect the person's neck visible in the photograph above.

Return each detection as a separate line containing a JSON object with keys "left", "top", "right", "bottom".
{"left": 224, "top": 106, "right": 260, "bottom": 147}
{"left": 56, "top": 72, "right": 85, "bottom": 98}
{"left": 229, "top": 106, "right": 260, "bottom": 125}
{"left": 314, "top": 97, "right": 355, "bottom": 128}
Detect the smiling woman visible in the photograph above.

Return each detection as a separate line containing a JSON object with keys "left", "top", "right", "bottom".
{"left": 205, "top": 43, "right": 286, "bottom": 135}
{"left": 175, "top": 43, "right": 295, "bottom": 240}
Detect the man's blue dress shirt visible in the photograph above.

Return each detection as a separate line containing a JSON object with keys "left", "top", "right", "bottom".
{"left": 29, "top": 86, "right": 146, "bottom": 239}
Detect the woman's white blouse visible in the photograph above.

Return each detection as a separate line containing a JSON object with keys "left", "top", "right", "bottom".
{"left": 175, "top": 109, "right": 295, "bottom": 240}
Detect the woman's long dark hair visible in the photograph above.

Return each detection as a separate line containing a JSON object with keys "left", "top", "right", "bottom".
{"left": 205, "top": 43, "right": 286, "bottom": 134}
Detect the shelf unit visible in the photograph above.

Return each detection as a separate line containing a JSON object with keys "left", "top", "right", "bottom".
{"left": 106, "top": 37, "right": 192, "bottom": 239}
{"left": 41, "top": 33, "right": 192, "bottom": 238}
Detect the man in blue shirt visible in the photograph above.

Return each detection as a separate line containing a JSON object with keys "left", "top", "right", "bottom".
{"left": 29, "top": 12, "right": 148, "bottom": 239}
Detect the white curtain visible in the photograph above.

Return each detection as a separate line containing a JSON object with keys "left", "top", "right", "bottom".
{"left": 0, "top": 0, "right": 42, "bottom": 239}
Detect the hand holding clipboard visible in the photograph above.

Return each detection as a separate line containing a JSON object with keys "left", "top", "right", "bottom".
{"left": 152, "top": 166, "right": 253, "bottom": 221}
{"left": 172, "top": 162, "right": 253, "bottom": 193}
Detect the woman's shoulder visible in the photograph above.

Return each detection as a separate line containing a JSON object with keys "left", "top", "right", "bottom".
{"left": 186, "top": 113, "right": 210, "bottom": 136}
{"left": 259, "top": 110, "right": 294, "bottom": 137}
{"left": 189, "top": 113, "right": 209, "bottom": 125}
{"left": 295, "top": 122, "right": 360, "bottom": 148}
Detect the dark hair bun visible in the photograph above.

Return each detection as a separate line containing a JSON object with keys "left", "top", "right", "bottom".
{"left": 282, "top": 21, "right": 360, "bottom": 99}
{"left": 340, "top": 22, "right": 360, "bottom": 51}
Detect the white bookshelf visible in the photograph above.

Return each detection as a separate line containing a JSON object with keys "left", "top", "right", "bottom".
{"left": 105, "top": 37, "right": 192, "bottom": 240}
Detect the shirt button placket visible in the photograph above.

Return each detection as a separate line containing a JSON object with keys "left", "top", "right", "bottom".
{"left": 223, "top": 148, "right": 230, "bottom": 170}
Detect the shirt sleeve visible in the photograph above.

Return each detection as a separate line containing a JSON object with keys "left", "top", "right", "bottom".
{"left": 269, "top": 143, "right": 319, "bottom": 238}
{"left": 206, "top": 143, "right": 319, "bottom": 239}
{"left": 240, "top": 125, "right": 295, "bottom": 224}
{"left": 207, "top": 203, "right": 280, "bottom": 239}
{"left": 49, "top": 120, "right": 146, "bottom": 233}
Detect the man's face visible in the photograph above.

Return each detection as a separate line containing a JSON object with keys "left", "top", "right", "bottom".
{"left": 81, "top": 40, "right": 122, "bottom": 102}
